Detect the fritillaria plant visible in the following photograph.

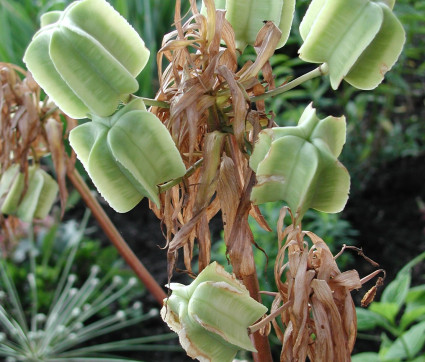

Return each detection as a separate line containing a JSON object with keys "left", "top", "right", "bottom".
{"left": 0, "top": 0, "right": 406, "bottom": 360}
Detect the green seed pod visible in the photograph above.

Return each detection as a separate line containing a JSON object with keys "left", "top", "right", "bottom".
{"left": 299, "top": 0, "right": 405, "bottom": 90}
{"left": 161, "top": 262, "right": 267, "bottom": 362}
{"left": 23, "top": 0, "right": 150, "bottom": 119}
{"left": 0, "top": 165, "right": 59, "bottom": 222}
{"left": 69, "top": 99, "right": 186, "bottom": 213}
{"left": 0, "top": 165, "right": 25, "bottom": 215}
{"left": 201, "top": 0, "right": 295, "bottom": 50}
{"left": 250, "top": 103, "right": 350, "bottom": 219}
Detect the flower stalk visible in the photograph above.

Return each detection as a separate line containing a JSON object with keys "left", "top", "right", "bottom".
{"left": 66, "top": 168, "right": 166, "bottom": 304}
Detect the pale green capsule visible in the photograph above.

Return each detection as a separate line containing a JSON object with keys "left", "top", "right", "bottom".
{"left": 250, "top": 104, "right": 350, "bottom": 219}
{"left": 23, "top": 0, "right": 150, "bottom": 119}
{"left": 201, "top": 0, "right": 295, "bottom": 50}
{"left": 161, "top": 262, "right": 267, "bottom": 362}
{"left": 0, "top": 165, "right": 25, "bottom": 215}
{"left": 69, "top": 99, "right": 186, "bottom": 212}
{"left": 0, "top": 165, "right": 59, "bottom": 222}
{"left": 299, "top": 0, "right": 405, "bottom": 90}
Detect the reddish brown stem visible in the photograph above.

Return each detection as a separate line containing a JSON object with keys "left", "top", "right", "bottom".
{"left": 67, "top": 168, "right": 167, "bottom": 305}
{"left": 228, "top": 171, "right": 273, "bottom": 362}
{"left": 242, "top": 272, "right": 274, "bottom": 362}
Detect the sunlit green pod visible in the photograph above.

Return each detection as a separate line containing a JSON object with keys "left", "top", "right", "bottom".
{"left": 161, "top": 262, "right": 267, "bottom": 362}
{"left": 23, "top": 0, "right": 150, "bottom": 119}
{"left": 201, "top": 0, "right": 295, "bottom": 50}
{"left": 298, "top": 0, "right": 405, "bottom": 90}
{"left": 250, "top": 103, "right": 350, "bottom": 219}
{"left": 69, "top": 99, "right": 186, "bottom": 212}
{"left": 0, "top": 165, "right": 59, "bottom": 222}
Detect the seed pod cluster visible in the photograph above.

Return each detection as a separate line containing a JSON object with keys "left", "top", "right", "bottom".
{"left": 161, "top": 262, "right": 268, "bottom": 362}
{"left": 23, "top": 0, "right": 150, "bottom": 119}
{"left": 299, "top": 0, "right": 405, "bottom": 89}
{"left": 69, "top": 99, "right": 186, "bottom": 213}
{"left": 250, "top": 103, "right": 350, "bottom": 220}
{"left": 0, "top": 165, "right": 59, "bottom": 222}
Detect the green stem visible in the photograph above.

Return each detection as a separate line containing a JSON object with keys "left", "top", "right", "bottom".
{"left": 250, "top": 63, "right": 329, "bottom": 103}
{"left": 158, "top": 158, "right": 204, "bottom": 193}
{"left": 40, "top": 106, "right": 59, "bottom": 121}
{"left": 130, "top": 94, "right": 170, "bottom": 108}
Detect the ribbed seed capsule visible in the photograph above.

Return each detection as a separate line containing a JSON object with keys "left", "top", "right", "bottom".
{"left": 23, "top": 0, "right": 150, "bottom": 119}
{"left": 250, "top": 103, "right": 350, "bottom": 220}
{"left": 0, "top": 165, "right": 59, "bottom": 222}
{"left": 201, "top": 0, "right": 295, "bottom": 50}
{"left": 161, "top": 262, "right": 268, "bottom": 362}
{"left": 299, "top": 0, "right": 405, "bottom": 90}
{"left": 69, "top": 99, "right": 186, "bottom": 213}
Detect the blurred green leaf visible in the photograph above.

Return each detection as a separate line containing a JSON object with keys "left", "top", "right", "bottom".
{"left": 369, "top": 302, "right": 400, "bottom": 326}
{"left": 400, "top": 305, "right": 425, "bottom": 331}
{"left": 384, "top": 321, "right": 425, "bottom": 360}
{"left": 357, "top": 307, "right": 393, "bottom": 331}
{"left": 406, "top": 284, "right": 425, "bottom": 307}
{"left": 381, "top": 272, "right": 411, "bottom": 308}
{"left": 351, "top": 352, "right": 380, "bottom": 362}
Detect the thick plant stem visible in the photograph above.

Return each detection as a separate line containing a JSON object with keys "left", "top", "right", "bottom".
{"left": 67, "top": 168, "right": 167, "bottom": 305}
{"left": 228, "top": 171, "right": 273, "bottom": 362}
{"left": 242, "top": 271, "right": 274, "bottom": 362}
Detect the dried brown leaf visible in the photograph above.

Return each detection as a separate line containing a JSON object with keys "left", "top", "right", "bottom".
{"left": 44, "top": 117, "right": 68, "bottom": 216}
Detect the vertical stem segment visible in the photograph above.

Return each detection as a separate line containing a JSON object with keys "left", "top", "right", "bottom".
{"left": 243, "top": 271, "right": 274, "bottom": 362}
{"left": 228, "top": 172, "right": 273, "bottom": 362}
{"left": 67, "top": 168, "right": 167, "bottom": 305}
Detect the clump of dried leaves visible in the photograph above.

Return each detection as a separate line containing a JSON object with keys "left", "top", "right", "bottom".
{"left": 150, "top": 0, "right": 279, "bottom": 282}
{"left": 266, "top": 208, "right": 360, "bottom": 361}
{"left": 151, "top": 1, "right": 383, "bottom": 360}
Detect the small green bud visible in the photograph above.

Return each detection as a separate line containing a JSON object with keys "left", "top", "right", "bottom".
{"left": 161, "top": 262, "right": 267, "bottom": 362}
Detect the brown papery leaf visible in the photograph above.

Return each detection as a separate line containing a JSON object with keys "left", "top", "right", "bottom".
{"left": 226, "top": 172, "right": 256, "bottom": 277}
{"left": 328, "top": 269, "right": 362, "bottom": 291}
{"left": 196, "top": 212, "right": 211, "bottom": 272}
{"left": 249, "top": 204, "right": 272, "bottom": 232}
{"left": 239, "top": 22, "right": 282, "bottom": 81}
{"left": 44, "top": 118, "right": 68, "bottom": 216}
{"left": 311, "top": 279, "right": 350, "bottom": 362}
{"left": 217, "top": 66, "right": 248, "bottom": 150}
{"left": 194, "top": 131, "right": 224, "bottom": 212}
{"left": 217, "top": 155, "right": 241, "bottom": 243}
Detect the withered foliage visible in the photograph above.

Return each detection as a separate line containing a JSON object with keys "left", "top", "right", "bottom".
{"left": 150, "top": 0, "right": 278, "bottom": 281}
{"left": 152, "top": 2, "right": 384, "bottom": 360}
{"left": 266, "top": 208, "right": 361, "bottom": 361}
{"left": 0, "top": 63, "right": 76, "bottom": 248}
